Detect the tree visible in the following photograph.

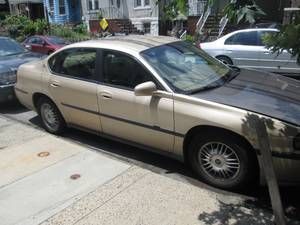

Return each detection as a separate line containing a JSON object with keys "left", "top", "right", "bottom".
{"left": 156, "top": 0, "right": 188, "bottom": 21}
{"left": 264, "top": 14, "right": 300, "bottom": 64}
{"left": 223, "top": 0, "right": 265, "bottom": 25}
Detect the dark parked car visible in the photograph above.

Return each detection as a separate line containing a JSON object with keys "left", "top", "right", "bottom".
{"left": 0, "top": 37, "right": 43, "bottom": 103}
{"left": 22, "top": 35, "right": 68, "bottom": 55}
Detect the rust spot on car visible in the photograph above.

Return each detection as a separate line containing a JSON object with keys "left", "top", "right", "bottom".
{"left": 70, "top": 174, "right": 81, "bottom": 180}
{"left": 37, "top": 152, "right": 50, "bottom": 157}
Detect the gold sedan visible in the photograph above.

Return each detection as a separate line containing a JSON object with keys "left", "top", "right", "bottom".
{"left": 15, "top": 36, "right": 300, "bottom": 190}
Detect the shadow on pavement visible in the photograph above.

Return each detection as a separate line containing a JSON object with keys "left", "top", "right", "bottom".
{"left": 198, "top": 199, "right": 274, "bottom": 225}
{"left": 0, "top": 101, "right": 29, "bottom": 114}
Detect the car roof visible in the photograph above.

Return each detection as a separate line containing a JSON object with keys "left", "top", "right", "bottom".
{"left": 64, "top": 35, "right": 179, "bottom": 52}
{"left": 217, "top": 28, "right": 278, "bottom": 41}
{"left": 232, "top": 28, "right": 278, "bottom": 32}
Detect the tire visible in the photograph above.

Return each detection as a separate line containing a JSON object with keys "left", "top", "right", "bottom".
{"left": 188, "top": 133, "right": 256, "bottom": 190}
{"left": 216, "top": 56, "right": 233, "bottom": 65}
{"left": 37, "top": 97, "right": 65, "bottom": 134}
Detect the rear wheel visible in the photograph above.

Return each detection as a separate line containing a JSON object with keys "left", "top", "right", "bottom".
{"left": 188, "top": 133, "right": 256, "bottom": 190}
{"left": 216, "top": 56, "right": 233, "bottom": 65}
{"left": 37, "top": 97, "right": 65, "bottom": 134}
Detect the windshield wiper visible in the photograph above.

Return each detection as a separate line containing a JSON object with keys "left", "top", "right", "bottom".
{"left": 225, "top": 67, "right": 240, "bottom": 82}
{"left": 189, "top": 83, "right": 223, "bottom": 94}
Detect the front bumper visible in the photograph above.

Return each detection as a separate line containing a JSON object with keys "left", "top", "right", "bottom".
{"left": 258, "top": 152, "right": 300, "bottom": 186}
{"left": 0, "top": 84, "right": 15, "bottom": 103}
{"left": 272, "top": 154, "right": 300, "bottom": 185}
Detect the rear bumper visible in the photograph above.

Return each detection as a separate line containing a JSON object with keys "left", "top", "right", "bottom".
{"left": 0, "top": 84, "right": 15, "bottom": 103}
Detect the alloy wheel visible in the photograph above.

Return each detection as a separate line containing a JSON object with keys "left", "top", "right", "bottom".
{"left": 198, "top": 142, "right": 241, "bottom": 180}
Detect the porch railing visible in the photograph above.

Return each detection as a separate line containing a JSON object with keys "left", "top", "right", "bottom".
{"left": 88, "top": 6, "right": 125, "bottom": 20}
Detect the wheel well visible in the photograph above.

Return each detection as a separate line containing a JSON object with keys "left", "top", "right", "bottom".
{"left": 32, "top": 93, "right": 52, "bottom": 110}
{"left": 215, "top": 55, "right": 233, "bottom": 64}
{"left": 183, "top": 125, "right": 259, "bottom": 175}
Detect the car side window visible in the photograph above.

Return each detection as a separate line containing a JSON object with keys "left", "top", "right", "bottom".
{"left": 28, "top": 37, "right": 36, "bottom": 44}
{"left": 48, "top": 48, "right": 97, "bottom": 81}
{"left": 258, "top": 31, "right": 277, "bottom": 46}
{"left": 35, "top": 37, "right": 44, "bottom": 45}
{"left": 102, "top": 50, "right": 157, "bottom": 89}
{"left": 225, "top": 31, "right": 258, "bottom": 46}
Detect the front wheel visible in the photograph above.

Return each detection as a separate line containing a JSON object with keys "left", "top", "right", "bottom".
{"left": 188, "top": 134, "right": 256, "bottom": 190}
{"left": 37, "top": 97, "right": 65, "bottom": 134}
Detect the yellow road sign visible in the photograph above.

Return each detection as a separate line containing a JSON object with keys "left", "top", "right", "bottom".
{"left": 99, "top": 18, "right": 108, "bottom": 31}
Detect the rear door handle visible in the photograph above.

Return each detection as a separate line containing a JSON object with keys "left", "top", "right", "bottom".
{"left": 100, "top": 92, "right": 112, "bottom": 99}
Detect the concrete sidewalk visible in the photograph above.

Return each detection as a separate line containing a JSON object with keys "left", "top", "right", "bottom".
{"left": 0, "top": 115, "right": 279, "bottom": 225}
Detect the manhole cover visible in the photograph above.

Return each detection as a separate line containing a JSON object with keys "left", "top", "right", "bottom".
{"left": 37, "top": 152, "right": 50, "bottom": 157}
{"left": 70, "top": 174, "right": 81, "bottom": 180}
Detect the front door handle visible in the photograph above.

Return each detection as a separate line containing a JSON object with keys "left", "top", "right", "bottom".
{"left": 50, "top": 80, "right": 61, "bottom": 88}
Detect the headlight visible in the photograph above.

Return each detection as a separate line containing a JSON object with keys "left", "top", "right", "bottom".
{"left": 294, "top": 134, "right": 300, "bottom": 151}
{"left": 0, "top": 70, "right": 17, "bottom": 85}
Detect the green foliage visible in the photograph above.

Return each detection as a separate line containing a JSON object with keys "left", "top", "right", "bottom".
{"left": 263, "top": 16, "right": 300, "bottom": 64}
{"left": 185, "top": 34, "right": 195, "bottom": 43}
{"left": 0, "top": 12, "right": 9, "bottom": 21}
{"left": 49, "top": 24, "right": 89, "bottom": 42}
{"left": 157, "top": 0, "right": 188, "bottom": 20}
{"left": 3, "top": 15, "right": 48, "bottom": 41}
{"left": 224, "top": 0, "right": 265, "bottom": 24}
{"left": 73, "top": 23, "right": 88, "bottom": 34}
{"left": 2, "top": 15, "right": 89, "bottom": 43}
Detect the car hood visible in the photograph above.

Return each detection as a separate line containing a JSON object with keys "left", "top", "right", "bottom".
{"left": 192, "top": 69, "right": 300, "bottom": 126}
{"left": 0, "top": 51, "right": 44, "bottom": 73}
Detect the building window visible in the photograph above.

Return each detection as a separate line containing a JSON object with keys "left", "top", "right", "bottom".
{"left": 143, "top": 23, "right": 150, "bottom": 33}
{"left": 94, "top": 0, "right": 99, "bottom": 9}
{"left": 48, "top": 0, "right": 54, "bottom": 12}
{"left": 134, "top": 0, "right": 142, "bottom": 7}
{"left": 59, "top": 0, "right": 65, "bottom": 14}
{"left": 88, "top": 0, "right": 92, "bottom": 10}
{"left": 134, "top": 0, "right": 150, "bottom": 8}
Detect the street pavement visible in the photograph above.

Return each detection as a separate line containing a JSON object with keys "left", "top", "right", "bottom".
{"left": 0, "top": 102, "right": 299, "bottom": 225}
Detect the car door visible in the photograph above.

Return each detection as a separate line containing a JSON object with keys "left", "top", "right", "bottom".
{"left": 47, "top": 47, "right": 102, "bottom": 132}
{"left": 223, "top": 30, "right": 261, "bottom": 69}
{"left": 257, "top": 30, "right": 300, "bottom": 74}
{"left": 33, "top": 37, "right": 47, "bottom": 54}
{"left": 25, "top": 37, "right": 38, "bottom": 52}
{"left": 97, "top": 49, "right": 174, "bottom": 152}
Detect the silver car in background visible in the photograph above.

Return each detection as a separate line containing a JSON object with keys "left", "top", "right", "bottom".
{"left": 200, "top": 28, "right": 300, "bottom": 76}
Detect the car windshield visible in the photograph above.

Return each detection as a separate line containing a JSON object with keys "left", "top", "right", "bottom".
{"left": 141, "top": 41, "right": 231, "bottom": 94}
{"left": 0, "top": 38, "right": 26, "bottom": 57}
{"left": 47, "top": 36, "right": 66, "bottom": 45}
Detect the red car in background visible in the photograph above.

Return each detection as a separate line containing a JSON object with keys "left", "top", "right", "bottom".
{"left": 22, "top": 36, "right": 68, "bottom": 55}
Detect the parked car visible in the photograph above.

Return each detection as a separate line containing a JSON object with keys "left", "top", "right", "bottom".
{"left": 22, "top": 35, "right": 68, "bottom": 55}
{"left": 15, "top": 36, "right": 300, "bottom": 190}
{"left": 200, "top": 28, "right": 300, "bottom": 76}
{"left": 0, "top": 37, "right": 43, "bottom": 103}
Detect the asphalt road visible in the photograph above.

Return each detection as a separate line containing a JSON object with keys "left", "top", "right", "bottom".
{"left": 1, "top": 101, "right": 300, "bottom": 222}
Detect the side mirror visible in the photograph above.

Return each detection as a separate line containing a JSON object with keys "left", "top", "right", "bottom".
{"left": 134, "top": 81, "right": 157, "bottom": 96}
{"left": 42, "top": 41, "right": 47, "bottom": 46}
